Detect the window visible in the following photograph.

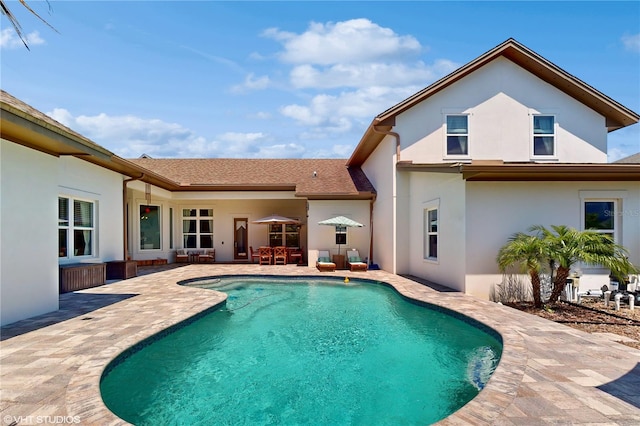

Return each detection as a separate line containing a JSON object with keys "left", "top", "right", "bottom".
{"left": 169, "top": 208, "right": 174, "bottom": 249}
{"left": 446, "top": 115, "right": 468, "bottom": 156}
{"left": 335, "top": 225, "right": 347, "bottom": 246}
{"left": 58, "top": 197, "right": 95, "bottom": 258}
{"left": 269, "top": 224, "right": 283, "bottom": 246}
{"left": 424, "top": 208, "right": 438, "bottom": 260}
{"left": 584, "top": 200, "right": 617, "bottom": 243}
{"left": 182, "top": 208, "right": 213, "bottom": 249}
{"left": 532, "top": 115, "right": 555, "bottom": 157}
{"left": 269, "top": 223, "right": 301, "bottom": 247}
{"left": 140, "top": 205, "right": 161, "bottom": 250}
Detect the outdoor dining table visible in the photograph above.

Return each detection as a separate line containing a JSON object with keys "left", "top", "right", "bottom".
{"left": 258, "top": 246, "right": 303, "bottom": 264}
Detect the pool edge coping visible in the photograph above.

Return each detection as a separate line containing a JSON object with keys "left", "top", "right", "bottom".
{"left": 64, "top": 270, "right": 527, "bottom": 425}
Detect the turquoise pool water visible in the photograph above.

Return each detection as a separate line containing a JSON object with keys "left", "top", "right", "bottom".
{"left": 101, "top": 277, "right": 502, "bottom": 425}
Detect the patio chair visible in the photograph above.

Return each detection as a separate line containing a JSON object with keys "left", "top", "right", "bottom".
{"left": 249, "top": 246, "right": 261, "bottom": 263}
{"left": 273, "top": 246, "right": 287, "bottom": 265}
{"left": 289, "top": 247, "right": 303, "bottom": 265}
{"left": 316, "top": 250, "right": 336, "bottom": 272}
{"left": 175, "top": 249, "right": 189, "bottom": 263}
{"left": 259, "top": 246, "right": 272, "bottom": 265}
{"left": 346, "top": 249, "right": 367, "bottom": 272}
{"left": 198, "top": 249, "right": 216, "bottom": 263}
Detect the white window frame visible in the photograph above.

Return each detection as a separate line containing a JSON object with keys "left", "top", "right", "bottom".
{"left": 423, "top": 199, "right": 440, "bottom": 262}
{"left": 59, "top": 196, "right": 96, "bottom": 259}
{"left": 582, "top": 199, "right": 619, "bottom": 244}
{"left": 530, "top": 113, "right": 557, "bottom": 159}
{"left": 443, "top": 113, "right": 470, "bottom": 159}
{"left": 580, "top": 191, "right": 627, "bottom": 247}
{"left": 181, "top": 207, "right": 214, "bottom": 249}
{"left": 268, "top": 222, "right": 302, "bottom": 247}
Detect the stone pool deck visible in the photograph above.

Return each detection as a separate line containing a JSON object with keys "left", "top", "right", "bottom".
{"left": 1, "top": 264, "right": 639, "bottom": 425}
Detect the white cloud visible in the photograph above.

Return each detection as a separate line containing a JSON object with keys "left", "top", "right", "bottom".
{"left": 280, "top": 85, "right": 421, "bottom": 131}
{"left": 48, "top": 108, "right": 210, "bottom": 158}
{"left": 290, "top": 59, "right": 458, "bottom": 89}
{"left": 621, "top": 33, "right": 640, "bottom": 53}
{"left": 230, "top": 73, "right": 271, "bottom": 93}
{"left": 1, "top": 28, "right": 45, "bottom": 49}
{"left": 264, "top": 18, "right": 422, "bottom": 65}
{"left": 45, "top": 108, "right": 312, "bottom": 159}
{"left": 261, "top": 18, "right": 458, "bottom": 136}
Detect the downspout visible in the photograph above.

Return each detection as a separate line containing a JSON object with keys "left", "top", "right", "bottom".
{"left": 123, "top": 174, "right": 145, "bottom": 260}
{"left": 372, "top": 125, "right": 400, "bottom": 272}
{"left": 368, "top": 195, "right": 375, "bottom": 267}
{"left": 372, "top": 125, "right": 400, "bottom": 163}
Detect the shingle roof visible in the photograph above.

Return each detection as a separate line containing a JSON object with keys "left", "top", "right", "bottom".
{"left": 1, "top": 90, "right": 375, "bottom": 199}
{"left": 129, "top": 158, "right": 376, "bottom": 199}
{"left": 614, "top": 153, "right": 640, "bottom": 164}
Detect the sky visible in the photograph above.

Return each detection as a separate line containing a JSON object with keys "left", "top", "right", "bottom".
{"left": 1, "top": 1, "right": 639, "bottom": 161}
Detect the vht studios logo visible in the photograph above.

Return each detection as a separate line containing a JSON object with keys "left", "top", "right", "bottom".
{"left": 3, "top": 415, "right": 81, "bottom": 425}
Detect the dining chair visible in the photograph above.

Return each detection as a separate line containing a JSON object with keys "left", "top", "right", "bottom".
{"left": 259, "top": 246, "right": 272, "bottom": 265}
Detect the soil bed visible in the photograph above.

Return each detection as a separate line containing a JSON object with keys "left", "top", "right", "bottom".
{"left": 506, "top": 298, "right": 640, "bottom": 350}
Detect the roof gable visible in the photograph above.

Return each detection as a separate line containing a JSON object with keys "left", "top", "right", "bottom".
{"left": 347, "top": 38, "right": 640, "bottom": 167}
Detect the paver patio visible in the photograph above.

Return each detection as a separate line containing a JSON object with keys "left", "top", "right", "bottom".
{"left": 1, "top": 264, "right": 639, "bottom": 425}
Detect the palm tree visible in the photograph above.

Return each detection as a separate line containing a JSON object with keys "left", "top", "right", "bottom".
{"left": 530, "top": 225, "right": 637, "bottom": 303}
{"left": 1, "top": 0, "right": 56, "bottom": 50}
{"left": 497, "top": 232, "right": 546, "bottom": 308}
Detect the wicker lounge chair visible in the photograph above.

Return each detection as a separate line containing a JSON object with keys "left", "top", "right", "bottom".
{"left": 198, "top": 249, "right": 216, "bottom": 263}
{"left": 316, "top": 250, "right": 336, "bottom": 272}
{"left": 175, "top": 249, "right": 189, "bottom": 263}
{"left": 346, "top": 249, "right": 367, "bottom": 272}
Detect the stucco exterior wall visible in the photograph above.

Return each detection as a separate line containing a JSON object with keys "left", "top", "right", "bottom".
{"left": 127, "top": 184, "right": 307, "bottom": 263}
{"left": 361, "top": 136, "right": 397, "bottom": 272}
{"left": 307, "top": 200, "right": 371, "bottom": 268}
{"left": 58, "top": 156, "right": 124, "bottom": 264}
{"left": 464, "top": 181, "right": 640, "bottom": 300}
{"left": 406, "top": 172, "right": 467, "bottom": 290}
{"left": 1, "top": 140, "right": 58, "bottom": 325}
{"left": 395, "top": 58, "right": 608, "bottom": 164}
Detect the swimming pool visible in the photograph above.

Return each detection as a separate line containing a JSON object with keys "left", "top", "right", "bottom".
{"left": 100, "top": 276, "right": 502, "bottom": 425}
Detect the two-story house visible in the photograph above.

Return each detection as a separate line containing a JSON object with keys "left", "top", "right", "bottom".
{"left": 348, "top": 38, "right": 639, "bottom": 299}
{"left": 1, "top": 38, "right": 638, "bottom": 325}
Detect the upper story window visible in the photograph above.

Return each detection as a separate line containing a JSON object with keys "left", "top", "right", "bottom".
{"left": 59, "top": 197, "right": 95, "bottom": 258}
{"left": 446, "top": 115, "right": 469, "bottom": 156}
{"left": 532, "top": 115, "right": 555, "bottom": 157}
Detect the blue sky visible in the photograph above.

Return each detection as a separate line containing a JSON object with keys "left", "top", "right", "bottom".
{"left": 2, "top": 1, "right": 639, "bottom": 161}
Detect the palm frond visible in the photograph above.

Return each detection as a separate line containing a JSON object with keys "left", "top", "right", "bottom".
{"left": 0, "top": 0, "right": 58, "bottom": 50}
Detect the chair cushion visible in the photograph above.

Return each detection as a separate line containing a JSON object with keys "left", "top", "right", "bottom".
{"left": 348, "top": 256, "right": 362, "bottom": 262}
{"left": 318, "top": 257, "right": 332, "bottom": 263}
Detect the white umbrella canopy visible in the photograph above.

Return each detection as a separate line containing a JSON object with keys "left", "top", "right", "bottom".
{"left": 252, "top": 214, "right": 301, "bottom": 225}
{"left": 317, "top": 216, "right": 364, "bottom": 228}
{"left": 252, "top": 215, "right": 301, "bottom": 247}
{"left": 318, "top": 216, "right": 364, "bottom": 255}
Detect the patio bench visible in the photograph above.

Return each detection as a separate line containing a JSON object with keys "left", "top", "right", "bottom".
{"left": 59, "top": 263, "right": 106, "bottom": 293}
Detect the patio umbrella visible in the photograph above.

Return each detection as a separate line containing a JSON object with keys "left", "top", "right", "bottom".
{"left": 252, "top": 214, "right": 301, "bottom": 225}
{"left": 318, "top": 216, "right": 364, "bottom": 255}
{"left": 252, "top": 214, "right": 301, "bottom": 247}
